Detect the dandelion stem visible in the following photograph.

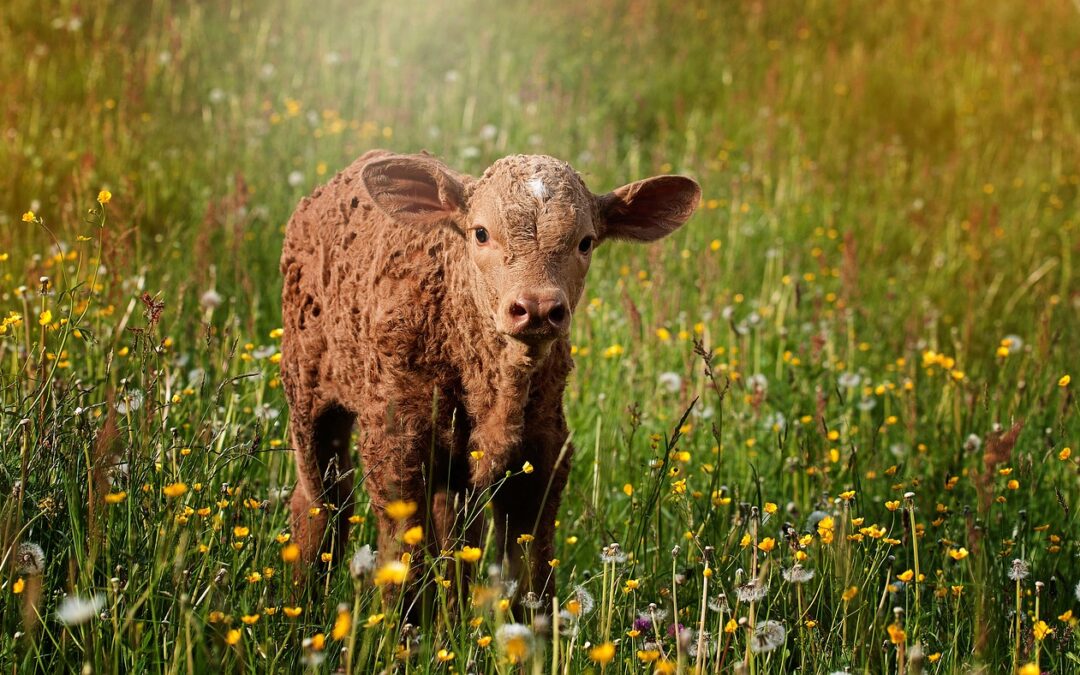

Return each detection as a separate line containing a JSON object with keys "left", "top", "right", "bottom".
{"left": 695, "top": 568, "right": 709, "bottom": 674}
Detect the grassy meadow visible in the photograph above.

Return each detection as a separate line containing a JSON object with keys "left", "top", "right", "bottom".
{"left": 2, "top": 0, "right": 1079, "bottom": 672}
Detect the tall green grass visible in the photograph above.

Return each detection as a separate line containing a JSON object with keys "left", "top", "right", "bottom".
{"left": 0, "top": 0, "right": 1077, "bottom": 672}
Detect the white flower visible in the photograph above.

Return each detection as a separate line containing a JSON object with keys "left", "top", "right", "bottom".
{"left": 16, "top": 543, "right": 45, "bottom": 575}
{"left": 208, "top": 88, "right": 226, "bottom": 104}
{"left": 1008, "top": 559, "right": 1030, "bottom": 581}
{"left": 254, "top": 404, "right": 279, "bottom": 421}
{"left": 736, "top": 578, "right": 769, "bottom": 603}
{"left": 857, "top": 398, "right": 877, "bottom": 411}
{"left": 56, "top": 594, "right": 105, "bottom": 626}
{"left": 115, "top": 389, "right": 143, "bottom": 415}
{"left": 838, "top": 372, "right": 861, "bottom": 389}
{"left": 657, "top": 372, "right": 682, "bottom": 393}
{"left": 479, "top": 124, "right": 498, "bottom": 141}
{"left": 495, "top": 623, "right": 533, "bottom": 659}
{"left": 763, "top": 412, "right": 786, "bottom": 432}
{"left": 349, "top": 545, "right": 376, "bottom": 578}
{"left": 963, "top": 434, "right": 982, "bottom": 453}
{"left": 252, "top": 345, "right": 277, "bottom": 360}
{"left": 781, "top": 565, "right": 815, "bottom": 584}
{"left": 1075, "top": 580, "right": 1080, "bottom": 602}
{"left": 747, "top": 374, "right": 768, "bottom": 394}
{"left": 287, "top": 171, "right": 305, "bottom": 188}
{"left": 707, "top": 594, "right": 729, "bottom": 613}
{"left": 199, "top": 289, "right": 222, "bottom": 310}
{"left": 571, "top": 585, "right": 595, "bottom": 615}
{"left": 1001, "top": 335, "right": 1024, "bottom": 354}
{"left": 522, "top": 592, "right": 543, "bottom": 610}
{"left": 749, "top": 620, "right": 786, "bottom": 653}
{"left": 600, "top": 543, "right": 627, "bottom": 564}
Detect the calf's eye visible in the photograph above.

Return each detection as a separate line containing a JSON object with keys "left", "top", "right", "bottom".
{"left": 474, "top": 227, "right": 489, "bottom": 244}
{"left": 578, "top": 236, "right": 594, "bottom": 254}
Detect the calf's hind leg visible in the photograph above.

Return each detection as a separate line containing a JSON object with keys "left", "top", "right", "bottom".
{"left": 290, "top": 403, "right": 357, "bottom": 564}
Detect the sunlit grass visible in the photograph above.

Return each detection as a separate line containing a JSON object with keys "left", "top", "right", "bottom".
{"left": 1, "top": 0, "right": 1078, "bottom": 672}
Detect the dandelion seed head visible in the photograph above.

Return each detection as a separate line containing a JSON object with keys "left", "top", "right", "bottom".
{"left": 600, "top": 543, "right": 627, "bottom": 564}
{"left": 736, "top": 578, "right": 769, "bottom": 603}
{"left": 749, "top": 620, "right": 786, "bottom": 653}
{"left": 963, "top": 434, "right": 982, "bottom": 453}
{"left": 657, "top": 371, "right": 682, "bottom": 392}
{"left": 781, "top": 564, "right": 815, "bottom": 584}
{"left": 349, "top": 544, "right": 376, "bottom": 578}
{"left": 523, "top": 592, "right": 543, "bottom": 610}
{"left": 199, "top": 289, "right": 222, "bottom": 310}
{"left": 572, "top": 585, "right": 596, "bottom": 615}
{"left": 1008, "top": 559, "right": 1030, "bottom": 581}
{"left": 55, "top": 594, "right": 105, "bottom": 626}
{"left": 747, "top": 373, "right": 768, "bottom": 393}
{"left": 708, "top": 593, "right": 729, "bottom": 613}
{"left": 16, "top": 543, "right": 45, "bottom": 576}
{"left": 495, "top": 623, "right": 533, "bottom": 662}
{"left": 838, "top": 372, "right": 861, "bottom": 388}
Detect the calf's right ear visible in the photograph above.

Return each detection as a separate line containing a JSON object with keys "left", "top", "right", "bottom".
{"left": 361, "top": 156, "right": 467, "bottom": 227}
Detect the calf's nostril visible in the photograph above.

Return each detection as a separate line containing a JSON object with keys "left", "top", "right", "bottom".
{"left": 509, "top": 302, "right": 529, "bottom": 319}
{"left": 547, "top": 304, "right": 567, "bottom": 325}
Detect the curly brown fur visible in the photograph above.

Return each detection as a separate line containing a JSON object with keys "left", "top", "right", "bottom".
{"left": 280, "top": 149, "right": 699, "bottom": 613}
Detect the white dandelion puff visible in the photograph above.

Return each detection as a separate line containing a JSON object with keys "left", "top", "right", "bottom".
{"left": 1001, "top": 335, "right": 1024, "bottom": 354}
{"left": 1008, "top": 559, "right": 1030, "bottom": 581}
{"left": 963, "top": 434, "right": 982, "bottom": 453}
{"left": 747, "top": 374, "right": 768, "bottom": 394}
{"left": 16, "top": 543, "right": 45, "bottom": 575}
{"left": 115, "top": 389, "right": 143, "bottom": 415}
{"left": 657, "top": 372, "right": 682, "bottom": 393}
{"left": 838, "top": 372, "right": 861, "bottom": 388}
{"left": 736, "top": 578, "right": 769, "bottom": 603}
{"left": 199, "top": 289, "right": 222, "bottom": 310}
{"left": 495, "top": 623, "right": 533, "bottom": 660}
{"left": 55, "top": 594, "right": 105, "bottom": 626}
{"left": 781, "top": 565, "right": 815, "bottom": 584}
{"left": 349, "top": 545, "right": 376, "bottom": 578}
{"left": 749, "top": 620, "right": 786, "bottom": 654}
{"left": 571, "top": 585, "right": 596, "bottom": 615}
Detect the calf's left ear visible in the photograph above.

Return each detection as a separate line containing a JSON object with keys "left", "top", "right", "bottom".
{"left": 595, "top": 175, "right": 701, "bottom": 243}
{"left": 361, "top": 155, "right": 468, "bottom": 228}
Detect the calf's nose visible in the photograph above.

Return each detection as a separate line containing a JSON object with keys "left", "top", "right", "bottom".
{"left": 507, "top": 289, "right": 570, "bottom": 334}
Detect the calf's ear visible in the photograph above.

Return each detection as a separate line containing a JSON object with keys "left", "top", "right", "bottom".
{"left": 596, "top": 175, "right": 701, "bottom": 242}
{"left": 361, "top": 155, "right": 467, "bottom": 227}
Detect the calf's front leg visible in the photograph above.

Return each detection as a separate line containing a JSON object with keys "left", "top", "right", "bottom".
{"left": 492, "top": 430, "right": 574, "bottom": 610}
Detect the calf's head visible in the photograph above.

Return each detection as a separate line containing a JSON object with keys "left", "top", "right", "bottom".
{"left": 362, "top": 153, "right": 700, "bottom": 346}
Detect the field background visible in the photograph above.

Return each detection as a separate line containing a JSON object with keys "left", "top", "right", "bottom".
{"left": 1, "top": 0, "right": 1078, "bottom": 672}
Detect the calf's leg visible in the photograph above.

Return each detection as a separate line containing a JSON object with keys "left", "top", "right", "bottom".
{"left": 290, "top": 403, "right": 356, "bottom": 565}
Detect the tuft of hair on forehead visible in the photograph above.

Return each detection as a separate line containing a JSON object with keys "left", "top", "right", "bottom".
{"left": 471, "top": 154, "right": 589, "bottom": 203}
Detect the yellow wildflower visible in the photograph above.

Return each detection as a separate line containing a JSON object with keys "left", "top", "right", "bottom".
{"left": 332, "top": 609, "right": 351, "bottom": 640}
{"left": 384, "top": 500, "right": 417, "bottom": 521}
{"left": 163, "top": 482, "right": 187, "bottom": 498}
{"left": 589, "top": 642, "right": 616, "bottom": 665}
{"left": 456, "top": 546, "right": 482, "bottom": 563}
{"left": 374, "top": 561, "right": 409, "bottom": 586}
{"left": 402, "top": 525, "right": 423, "bottom": 545}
